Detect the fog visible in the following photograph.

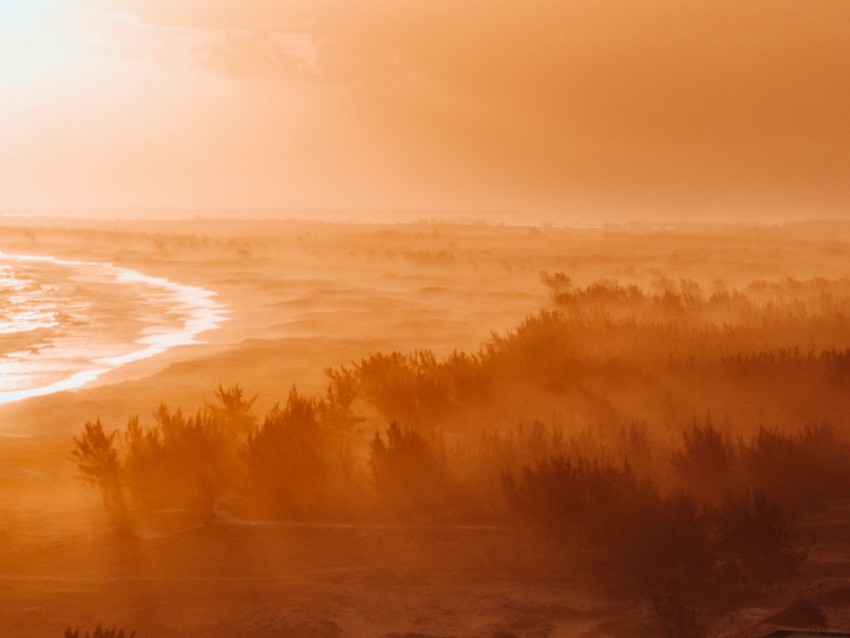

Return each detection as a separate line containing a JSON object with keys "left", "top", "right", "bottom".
{"left": 2, "top": 1, "right": 850, "bottom": 220}
{"left": 3, "top": 1, "right": 850, "bottom": 635}
{"left": 1, "top": 219, "right": 850, "bottom": 636}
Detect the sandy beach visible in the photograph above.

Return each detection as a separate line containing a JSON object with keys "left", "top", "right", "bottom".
{"left": 3, "top": 218, "right": 850, "bottom": 637}
{"left": 0, "top": 217, "right": 562, "bottom": 637}
{"left": 0, "top": 217, "right": 561, "bottom": 436}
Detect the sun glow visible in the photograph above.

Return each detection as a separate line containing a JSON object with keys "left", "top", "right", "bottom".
{"left": 0, "top": 0, "right": 83, "bottom": 88}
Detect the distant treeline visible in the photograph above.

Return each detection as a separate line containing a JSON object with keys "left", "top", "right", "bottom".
{"left": 74, "top": 274, "right": 850, "bottom": 634}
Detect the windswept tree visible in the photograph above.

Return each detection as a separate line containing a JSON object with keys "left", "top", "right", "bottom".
{"left": 72, "top": 419, "right": 122, "bottom": 510}
{"left": 317, "top": 366, "right": 363, "bottom": 486}
{"left": 121, "top": 403, "right": 240, "bottom": 514}
{"left": 204, "top": 384, "right": 258, "bottom": 438}
{"left": 672, "top": 420, "right": 738, "bottom": 504}
{"left": 319, "top": 366, "right": 360, "bottom": 431}
{"left": 369, "top": 421, "right": 469, "bottom": 521}
{"left": 241, "top": 387, "right": 337, "bottom": 519}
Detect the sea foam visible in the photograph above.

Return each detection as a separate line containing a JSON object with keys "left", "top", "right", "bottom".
{"left": 0, "top": 252, "right": 228, "bottom": 404}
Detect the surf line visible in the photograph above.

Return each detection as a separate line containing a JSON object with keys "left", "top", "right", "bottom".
{"left": 0, "top": 252, "right": 230, "bottom": 404}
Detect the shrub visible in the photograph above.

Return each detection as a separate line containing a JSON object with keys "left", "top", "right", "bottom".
{"left": 64, "top": 625, "right": 135, "bottom": 638}
{"left": 714, "top": 490, "right": 801, "bottom": 584}
{"left": 369, "top": 422, "right": 465, "bottom": 521}
{"left": 743, "top": 423, "right": 850, "bottom": 512}
{"left": 672, "top": 421, "right": 737, "bottom": 504}
{"left": 507, "top": 456, "right": 712, "bottom": 586}
{"left": 241, "top": 387, "right": 343, "bottom": 519}
{"left": 71, "top": 419, "right": 122, "bottom": 509}
{"left": 122, "top": 405, "right": 236, "bottom": 513}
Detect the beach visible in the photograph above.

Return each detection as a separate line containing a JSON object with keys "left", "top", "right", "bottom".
{"left": 5, "top": 1, "right": 848, "bottom": 633}
{"left": 0, "top": 251, "right": 228, "bottom": 404}
{"left": 4, "top": 217, "right": 850, "bottom": 637}
{"left": 0, "top": 217, "right": 558, "bottom": 436}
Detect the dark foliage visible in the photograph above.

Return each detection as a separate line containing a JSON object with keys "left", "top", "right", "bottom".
{"left": 713, "top": 490, "right": 801, "bottom": 583}
{"left": 507, "top": 456, "right": 712, "bottom": 587}
{"left": 72, "top": 275, "right": 850, "bottom": 612}
{"left": 72, "top": 419, "right": 121, "bottom": 509}
{"left": 369, "top": 421, "right": 466, "bottom": 521}
{"left": 356, "top": 350, "right": 489, "bottom": 426}
{"left": 64, "top": 625, "right": 135, "bottom": 638}
{"left": 121, "top": 405, "right": 236, "bottom": 513}
{"left": 672, "top": 420, "right": 737, "bottom": 504}
{"left": 241, "top": 387, "right": 338, "bottom": 519}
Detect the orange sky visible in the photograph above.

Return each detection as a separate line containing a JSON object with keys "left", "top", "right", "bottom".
{"left": 1, "top": 0, "right": 848, "bottom": 222}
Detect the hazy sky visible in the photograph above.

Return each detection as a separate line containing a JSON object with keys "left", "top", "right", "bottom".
{"left": 1, "top": 0, "right": 848, "bottom": 222}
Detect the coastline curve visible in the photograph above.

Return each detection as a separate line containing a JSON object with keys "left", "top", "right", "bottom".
{"left": 0, "top": 252, "right": 229, "bottom": 404}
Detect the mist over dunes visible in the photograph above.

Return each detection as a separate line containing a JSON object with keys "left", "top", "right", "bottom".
{"left": 4, "top": 0, "right": 850, "bottom": 635}
{"left": 1, "top": 219, "right": 850, "bottom": 636}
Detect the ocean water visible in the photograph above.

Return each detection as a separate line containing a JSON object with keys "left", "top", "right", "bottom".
{"left": 0, "top": 252, "right": 228, "bottom": 404}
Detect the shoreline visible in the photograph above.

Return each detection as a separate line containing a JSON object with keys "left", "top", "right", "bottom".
{"left": 3, "top": 219, "right": 850, "bottom": 636}
{"left": 4, "top": 216, "right": 850, "bottom": 439}
{"left": 0, "top": 252, "right": 229, "bottom": 405}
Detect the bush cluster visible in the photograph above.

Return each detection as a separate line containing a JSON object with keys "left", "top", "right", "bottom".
{"left": 73, "top": 274, "right": 850, "bottom": 633}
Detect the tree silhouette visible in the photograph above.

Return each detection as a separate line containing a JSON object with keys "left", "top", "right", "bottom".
{"left": 672, "top": 420, "right": 737, "bottom": 504}
{"left": 204, "top": 384, "right": 258, "bottom": 437}
{"left": 121, "top": 404, "right": 237, "bottom": 514}
{"left": 715, "top": 490, "right": 800, "bottom": 583}
{"left": 369, "top": 421, "right": 456, "bottom": 520}
{"left": 71, "top": 419, "right": 122, "bottom": 509}
{"left": 241, "top": 387, "right": 332, "bottom": 519}
{"left": 64, "top": 624, "right": 134, "bottom": 638}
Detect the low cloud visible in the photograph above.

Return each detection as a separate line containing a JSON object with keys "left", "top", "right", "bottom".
{"left": 7, "top": 0, "right": 850, "bottom": 218}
